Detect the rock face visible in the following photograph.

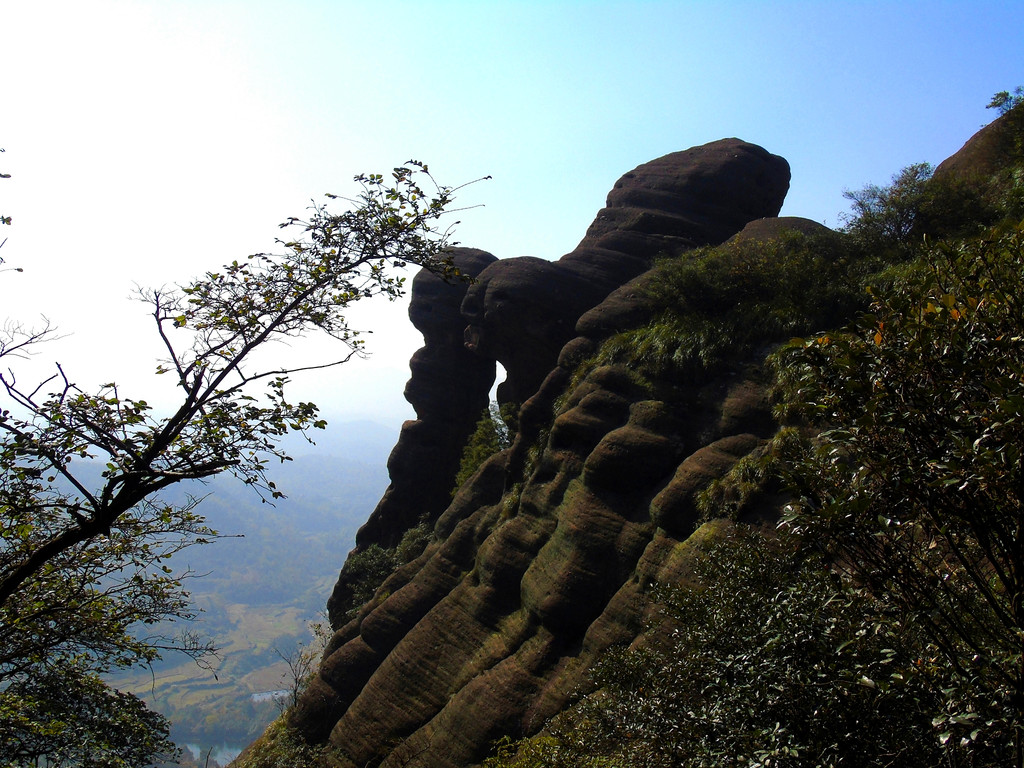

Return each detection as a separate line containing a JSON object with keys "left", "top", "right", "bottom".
{"left": 933, "top": 108, "right": 1019, "bottom": 183}
{"left": 352, "top": 247, "right": 498, "bottom": 548}
{"left": 330, "top": 140, "right": 789, "bottom": 621}
{"left": 327, "top": 249, "right": 497, "bottom": 624}
{"left": 296, "top": 348, "right": 780, "bottom": 767}
{"left": 230, "top": 117, "right": 1021, "bottom": 768}
{"left": 288, "top": 140, "right": 795, "bottom": 766}
{"left": 462, "top": 138, "right": 790, "bottom": 404}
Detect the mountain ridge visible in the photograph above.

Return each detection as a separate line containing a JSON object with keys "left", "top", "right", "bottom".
{"left": 237, "top": 112, "right": 1019, "bottom": 767}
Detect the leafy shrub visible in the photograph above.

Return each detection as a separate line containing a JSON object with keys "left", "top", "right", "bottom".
{"left": 233, "top": 717, "right": 331, "bottom": 768}
{"left": 333, "top": 520, "right": 438, "bottom": 621}
{"left": 839, "top": 157, "right": 1013, "bottom": 261}
{"left": 774, "top": 223, "right": 1024, "bottom": 764}
{"left": 840, "top": 162, "right": 934, "bottom": 255}
{"left": 337, "top": 544, "right": 400, "bottom": 620}
{"left": 0, "top": 664, "right": 177, "bottom": 767}
{"left": 395, "top": 517, "right": 434, "bottom": 563}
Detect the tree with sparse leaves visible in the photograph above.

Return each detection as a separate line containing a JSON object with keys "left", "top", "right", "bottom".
{"left": 0, "top": 160, "right": 475, "bottom": 766}
{"left": 274, "top": 617, "right": 330, "bottom": 713}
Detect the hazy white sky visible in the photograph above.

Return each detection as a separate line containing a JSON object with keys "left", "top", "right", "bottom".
{"left": 2, "top": 0, "right": 1022, "bottom": 429}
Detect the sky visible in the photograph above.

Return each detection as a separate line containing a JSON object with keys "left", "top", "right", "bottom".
{"left": 2, "top": 0, "right": 1022, "bottom": 434}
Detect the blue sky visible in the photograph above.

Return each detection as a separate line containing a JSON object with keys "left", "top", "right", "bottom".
{"left": 2, "top": 0, "right": 1022, "bottom": 428}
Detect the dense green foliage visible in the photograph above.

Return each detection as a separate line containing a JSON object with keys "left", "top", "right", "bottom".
{"left": 840, "top": 162, "right": 934, "bottom": 256}
{"left": 333, "top": 516, "right": 437, "bottom": 622}
{"left": 488, "top": 528, "right": 962, "bottom": 768}
{"left": 0, "top": 665, "right": 177, "bottom": 767}
{"left": 340, "top": 544, "right": 402, "bottom": 616}
{"left": 1, "top": 162, "right": 470, "bottom": 765}
{"left": 233, "top": 717, "right": 332, "bottom": 768}
{"left": 775, "top": 224, "right": 1024, "bottom": 764}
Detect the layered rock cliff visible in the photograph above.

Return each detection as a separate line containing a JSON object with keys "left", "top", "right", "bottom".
{"left": 238, "top": 115, "right": 1018, "bottom": 768}
{"left": 285, "top": 139, "right": 799, "bottom": 767}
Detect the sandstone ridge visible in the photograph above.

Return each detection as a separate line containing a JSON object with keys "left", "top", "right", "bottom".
{"left": 231, "top": 114, "right": 1021, "bottom": 768}
{"left": 340, "top": 138, "right": 788, "bottom": 564}
{"left": 295, "top": 139, "right": 798, "bottom": 767}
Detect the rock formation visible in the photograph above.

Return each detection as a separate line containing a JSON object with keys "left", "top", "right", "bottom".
{"left": 235, "top": 114, "right": 1020, "bottom": 768}
{"left": 462, "top": 138, "right": 790, "bottom": 405}
{"left": 352, "top": 247, "right": 498, "bottom": 548}
{"left": 329, "top": 139, "right": 790, "bottom": 625}
{"left": 287, "top": 139, "right": 795, "bottom": 766}
{"left": 933, "top": 107, "right": 1019, "bottom": 182}
{"left": 327, "top": 249, "right": 497, "bottom": 623}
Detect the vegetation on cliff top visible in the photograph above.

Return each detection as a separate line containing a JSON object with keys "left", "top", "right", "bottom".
{"left": 597, "top": 228, "right": 866, "bottom": 385}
